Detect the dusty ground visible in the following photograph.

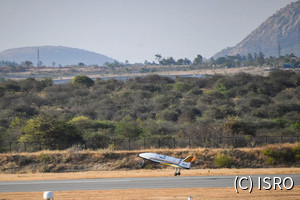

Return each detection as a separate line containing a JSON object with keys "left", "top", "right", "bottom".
{"left": 1, "top": 168, "right": 300, "bottom": 181}
{"left": 1, "top": 167, "right": 299, "bottom": 199}
{"left": 1, "top": 186, "right": 300, "bottom": 200}
{"left": 1, "top": 146, "right": 299, "bottom": 199}
{"left": 6, "top": 66, "right": 273, "bottom": 81}
{"left": 63, "top": 66, "right": 271, "bottom": 80}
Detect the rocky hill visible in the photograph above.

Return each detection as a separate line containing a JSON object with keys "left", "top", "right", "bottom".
{"left": 0, "top": 46, "right": 115, "bottom": 67}
{"left": 214, "top": 1, "right": 300, "bottom": 58}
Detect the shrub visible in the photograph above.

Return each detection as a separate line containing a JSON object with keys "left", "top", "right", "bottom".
{"left": 69, "top": 116, "right": 94, "bottom": 129}
{"left": 262, "top": 145, "right": 300, "bottom": 165}
{"left": 266, "top": 157, "right": 276, "bottom": 165}
{"left": 173, "top": 81, "right": 192, "bottom": 92}
{"left": 224, "top": 116, "right": 256, "bottom": 136}
{"left": 115, "top": 116, "right": 143, "bottom": 138}
{"left": 157, "top": 110, "right": 179, "bottom": 122}
{"left": 84, "top": 132, "right": 110, "bottom": 149}
{"left": 201, "top": 90, "right": 224, "bottom": 104}
{"left": 291, "top": 145, "right": 300, "bottom": 161}
{"left": 39, "top": 153, "right": 52, "bottom": 163}
{"left": 20, "top": 115, "right": 84, "bottom": 150}
{"left": 262, "top": 148, "right": 279, "bottom": 165}
{"left": 214, "top": 153, "right": 233, "bottom": 168}
{"left": 72, "top": 75, "right": 94, "bottom": 87}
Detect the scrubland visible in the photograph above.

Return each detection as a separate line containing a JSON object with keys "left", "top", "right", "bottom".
{"left": 0, "top": 143, "right": 299, "bottom": 175}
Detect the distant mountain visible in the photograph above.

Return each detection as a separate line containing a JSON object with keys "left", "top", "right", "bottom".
{"left": 214, "top": 1, "right": 300, "bottom": 58}
{"left": 0, "top": 46, "right": 115, "bottom": 66}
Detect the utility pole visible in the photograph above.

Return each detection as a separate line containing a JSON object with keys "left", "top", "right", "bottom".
{"left": 278, "top": 42, "right": 281, "bottom": 58}
{"left": 37, "top": 49, "right": 40, "bottom": 67}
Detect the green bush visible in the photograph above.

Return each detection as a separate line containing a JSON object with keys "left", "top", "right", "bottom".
{"left": 20, "top": 115, "right": 83, "bottom": 150}
{"left": 72, "top": 75, "right": 94, "bottom": 87}
{"left": 266, "top": 157, "right": 275, "bottom": 165}
{"left": 39, "top": 153, "right": 52, "bottom": 163}
{"left": 173, "top": 81, "right": 192, "bottom": 92}
{"left": 262, "top": 148, "right": 280, "bottom": 165}
{"left": 214, "top": 153, "right": 233, "bottom": 168}
{"left": 262, "top": 145, "right": 300, "bottom": 165}
{"left": 157, "top": 110, "right": 179, "bottom": 122}
{"left": 292, "top": 145, "right": 300, "bottom": 161}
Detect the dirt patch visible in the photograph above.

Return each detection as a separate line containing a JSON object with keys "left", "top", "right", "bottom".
{"left": 1, "top": 186, "right": 300, "bottom": 200}
{"left": 1, "top": 168, "right": 300, "bottom": 181}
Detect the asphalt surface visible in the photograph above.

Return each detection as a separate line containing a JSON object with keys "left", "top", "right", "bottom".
{"left": 0, "top": 174, "right": 299, "bottom": 193}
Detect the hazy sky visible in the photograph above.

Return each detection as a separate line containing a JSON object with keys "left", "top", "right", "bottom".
{"left": 0, "top": 0, "right": 296, "bottom": 63}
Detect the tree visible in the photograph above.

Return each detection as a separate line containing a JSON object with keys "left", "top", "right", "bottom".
{"left": 184, "top": 58, "right": 192, "bottom": 65}
{"left": 0, "top": 126, "right": 6, "bottom": 152}
{"left": 19, "top": 115, "right": 83, "bottom": 150}
{"left": 72, "top": 75, "right": 94, "bottom": 87}
{"left": 6, "top": 117, "right": 25, "bottom": 144}
{"left": 155, "top": 54, "right": 162, "bottom": 62}
{"left": 159, "top": 57, "right": 176, "bottom": 65}
{"left": 69, "top": 116, "right": 94, "bottom": 129}
{"left": 115, "top": 116, "right": 143, "bottom": 138}
{"left": 175, "top": 58, "right": 191, "bottom": 65}
{"left": 104, "top": 61, "right": 123, "bottom": 68}
{"left": 24, "top": 61, "right": 33, "bottom": 67}
{"left": 215, "top": 57, "right": 226, "bottom": 65}
{"left": 257, "top": 52, "right": 265, "bottom": 66}
{"left": 223, "top": 116, "right": 256, "bottom": 136}
{"left": 193, "top": 54, "right": 203, "bottom": 65}
{"left": 176, "top": 59, "right": 185, "bottom": 65}
{"left": 247, "top": 53, "right": 254, "bottom": 66}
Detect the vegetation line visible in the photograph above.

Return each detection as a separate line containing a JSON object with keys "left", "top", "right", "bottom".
{"left": 0, "top": 70, "right": 299, "bottom": 152}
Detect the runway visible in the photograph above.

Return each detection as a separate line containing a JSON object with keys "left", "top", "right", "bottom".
{"left": 1, "top": 174, "right": 299, "bottom": 193}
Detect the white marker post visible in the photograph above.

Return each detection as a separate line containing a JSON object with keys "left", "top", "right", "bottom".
{"left": 43, "top": 191, "right": 54, "bottom": 200}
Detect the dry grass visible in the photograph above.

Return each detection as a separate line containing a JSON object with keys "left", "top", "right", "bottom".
{"left": 8, "top": 66, "right": 271, "bottom": 81}
{"left": 1, "top": 168, "right": 300, "bottom": 182}
{"left": 1, "top": 144, "right": 299, "bottom": 174}
{"left": 3, "top": 143, "right": 294, "bottom": 155}
{"left": 1, "top": 186, "right": 300, "bottom": 200}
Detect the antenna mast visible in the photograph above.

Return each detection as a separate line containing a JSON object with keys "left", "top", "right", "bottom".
{"left": 278, "top": 43, "right": 281, "bottom": 58}
{"left": 37, "top": 49, "right": 40, "bottom": 67}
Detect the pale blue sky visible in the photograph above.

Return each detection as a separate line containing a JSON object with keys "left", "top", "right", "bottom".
{"left": 0, "top": 0, "right": 296, "bottom": 63}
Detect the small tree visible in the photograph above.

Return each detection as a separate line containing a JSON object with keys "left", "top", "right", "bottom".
{"left": 72, "top": 75, "right": 94, "bottom": 87}
{"left": 193, "top": 54, "right": 203, "bottom": 65}
{"left": 69, "top": 116, "right": 94, "bottom": 129}
{"left": 115, "top": 116, "right": 143, "bottom": 138}
{"left": 257, "top": 52, "right": 265, "bottom": 66}
{"left": 155, "top": 54, "right": 162, "bottom": 62}
{"left": 24, "top": 61, "right": 33, "bottom": 67}
{"left": 0, "top": 126, "right": 6, "bottom": 152}
{"left": 19, "top": 115, "right": 83, "bottom": 150}
{"left": 224, "top": 116, "right": 256, "bottom": 136}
